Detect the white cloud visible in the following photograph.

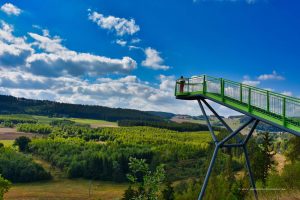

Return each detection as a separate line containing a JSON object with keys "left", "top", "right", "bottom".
{"left": 115, "top": 39, "right": 127, "bottom": 47}
{"left": 0, "top": 21, "right": 33, "bottom": 67}
{"left": 128, "top": 45, "right": 143, "bottom": 51}
{"left": 257, "top": 71, "right": 285, "bottom": 81}
{"left": 281, "top": 91, "right": 292, "bottom": 96}
{"left": 142, "top": 47, "right": 170, "bottom": 70}
{"left": 88, "top": 10, "right": 140, "bottom": 36}
{"left": 0, "top": 21, "right": 239, "bottom": 117}
{"left": 131, "top": 38, "right": 141, "bottom": 44}
{"left": 42, "top": 29, "right": 50, "bottom": 37}
{"left": 0, "top": 69, "right": 199, "bottom": 115}
{"left": 1, "top": 3, "right": 21, "bottom": 16}
{"left": 26, "top": 51, "right": 137, "bottom": 77}
{"left": 0, "top": 21, "right": 137, "bottom": 77}
{"left": 28, "top": 32, "right": 66, "bottom": 53}
{"left": 242, "top": 75, "right": 260, "bottom": 86}
{"left": 242, "top": 80, "right": 260, "bottom": 86}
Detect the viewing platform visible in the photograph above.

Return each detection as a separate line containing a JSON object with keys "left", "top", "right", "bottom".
{"left": 175, "top": 75, "right": 300, "bottom": 136}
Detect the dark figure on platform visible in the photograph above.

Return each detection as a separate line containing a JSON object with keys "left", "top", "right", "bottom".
{"left": 179, "top": 76, "right": 185, "bottom": 93}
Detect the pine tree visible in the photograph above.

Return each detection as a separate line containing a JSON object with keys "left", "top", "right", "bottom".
{"left": 261, "top": 132, "right": 275, "bottom": 187}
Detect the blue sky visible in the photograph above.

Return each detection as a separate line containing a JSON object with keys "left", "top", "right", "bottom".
{"left": 0, "top": 0, "right": 299, "bottom": 116}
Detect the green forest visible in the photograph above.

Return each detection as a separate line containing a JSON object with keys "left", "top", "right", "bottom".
{"left": 0, "top": 95, "right": 162, "bottom": 122}
{"left": 0, "top": 114, "right": 299, "bottom": 200}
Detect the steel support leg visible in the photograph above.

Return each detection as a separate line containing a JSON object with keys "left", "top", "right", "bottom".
{"left": 197, "top": 98, "right": 260, "bottom": 200}
{"left": 197, "top": 99, "right": 218, "bottom": 144}
{"left": 198, "top": 146, "right": 219, "bottom": 200}
{"left": 243, "top": 145, "right": 258, "bottom": 200}
{"left": 202, "top": 99, "right": 242, "bottom": 143}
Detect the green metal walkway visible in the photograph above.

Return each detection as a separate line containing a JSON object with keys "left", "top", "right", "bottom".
{"left": 175, "top": 75, "right": 300, "bottom": 200}
{"left": 175, "top": 75, "right": 300, "bottom": 136}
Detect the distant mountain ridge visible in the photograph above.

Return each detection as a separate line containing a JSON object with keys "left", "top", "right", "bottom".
{"left": 0, "top": 95, "right": 162, "bottom": 122}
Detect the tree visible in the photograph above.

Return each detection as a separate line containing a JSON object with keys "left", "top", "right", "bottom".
{"left": 250, "top": 132, "right": 275, "bottom": 187}
{"left": 162, "top": 181, "right": 175, "bottom": 200}
{"left": 286, "top": 136, "right": 300, "bottom": 163}
{"left": 14, "top": 136, "right": 31, "bottom": 152}
{"left": 125, "top": 157, "right": 165, "bottom": 200}
{"left": 260, "top": 132, "right": 275, "bottom": 186}
{"left": 0, "top": 175, "right": 11, "bottom": 200}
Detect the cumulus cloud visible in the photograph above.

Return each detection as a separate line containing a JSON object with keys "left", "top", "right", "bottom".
{"left": 27, "top": 52, "right": 137, "bottom": 77}
{"left": 0, "top": 21, "right": 137, "bottom": 77}
{"left": 0, "top": 69, "right": 199, "bottom": 115}
{"left": 0, "top": 21, "right": 33, "bottom": 67}
{"left": 257, "top": 71, "right": 285, "bottom": 81}
{"left": 115, "top": 39, "right": 127, "bottom": 47}
{"left": 142, "top": 47, "right": 170, "bottom": 70}
{"left": 28, "top": 32, "right": 66, "bottom": 53}
{"left": 88, "top": 10, "right": 140, "bottom": 36}
{"left": 1, "top": 3, "right": 21, "bottom": 16}
{"left": 242, "top": 71, "right": 285, "bottom": 87}
{"left": 242, "top": 80, "right": 260, "bottom": 87}
{"left": 0, "top": 21, "right": 238, "bottom": 117}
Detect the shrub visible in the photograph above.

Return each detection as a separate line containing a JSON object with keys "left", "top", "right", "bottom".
{"left": 14, "top": 136, "right": 31, "bottom": 152}
{"left": 0, "top": 148, "right": 51, "bottom": 183}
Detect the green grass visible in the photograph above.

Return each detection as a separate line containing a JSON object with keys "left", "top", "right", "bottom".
{"left": 0, "top": 114, "right": 118, "bottom": 127}
{"left": 5, "top": 179, "right": 127, "bottom": 200}
{"left": 32, "top": 115, "right": 61, "bottom": 124}
{"left": 0, "top": 140, "right": 14, "bottom": 147}
{"left": 69, "top": 118, "right": 117, "bottom": 127}
{"left": 4, "top": 155, "right": 127, "bottom": 200}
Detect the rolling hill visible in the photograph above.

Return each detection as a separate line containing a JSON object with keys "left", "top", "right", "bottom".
{"left": 0, "top": 95, "right": 162, "bottom": 122}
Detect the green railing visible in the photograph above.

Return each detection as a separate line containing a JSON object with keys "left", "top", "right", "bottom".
{"left": 175, "top": 75, "right": 300, "bottom": 130}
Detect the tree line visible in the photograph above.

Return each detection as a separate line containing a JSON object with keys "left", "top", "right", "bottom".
{"left": 0, "top": 95, "right": 162, "bottom": 122}
{"left": 118, "top": 120, "right": 214, "bottom": 132}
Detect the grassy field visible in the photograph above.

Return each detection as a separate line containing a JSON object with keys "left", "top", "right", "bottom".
{"left": 0, "top": 114, "right": 118, "bottom": 128}
{"left": 69, "top": 118, "right": 118, "bottom": 128}
{"left": 5, "top": 179, "right": 127, "bottom": 200}
{"left": 0, "top": 139, "right": 14, "bottom": 147}
{"left": 5, "top": 155, "right": 127, "bottom": 200}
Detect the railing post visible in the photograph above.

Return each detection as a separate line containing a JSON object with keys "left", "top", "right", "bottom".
{"left": 187, "top": 78, "right": 190, "bottom": 93}
{"left": 267, "top": 91, "right": 270, "bottom": 112}
{"left": 203, "top": 75, "right": 206, "bottom": 94}
{"left": 174, "top": 81, "right": 178, "bottom": 96}
{"left": 248, "top": 88, "right": 252, "bottom": 112}
{"left": 221, "top": 78, "right": 225, "bottom": 102}
{"left": 240, "top": 83, "right": 243, "bottom": 102}
{"left": 283, "top": 97, "right": 286, "bottom": 126}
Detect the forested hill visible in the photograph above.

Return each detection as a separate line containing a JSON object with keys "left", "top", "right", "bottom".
{"left": 0, "top": 95, "right": 162, "bottom": 122}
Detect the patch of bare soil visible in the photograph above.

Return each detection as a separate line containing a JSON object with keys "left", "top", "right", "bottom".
{"left": 0, "top": 128, "right": 41, "bottom": 140}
